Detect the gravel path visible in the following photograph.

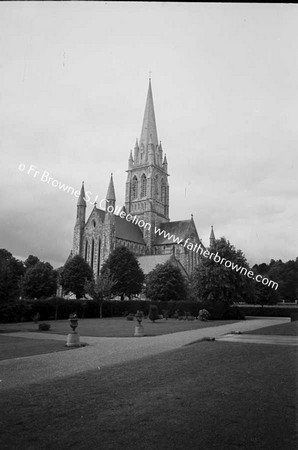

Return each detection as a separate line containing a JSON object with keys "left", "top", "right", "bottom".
{"left": 0, "top": 318, "right": 289, "bottom": 391}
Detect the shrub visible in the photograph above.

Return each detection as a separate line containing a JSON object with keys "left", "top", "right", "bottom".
{"left": 198, "top": 302, "right": 229, "bottom": 320}
{"left": 38, "top": 322, "right": 51, "bottom": 331}
{"left": 148, "top": 305, "right": 159, "bottom": 323}
{"left": 126, "top": 314, "right": 134, "bottom": 321}
{"left": 198, "top": 309, "right": 211, "bottom": 321}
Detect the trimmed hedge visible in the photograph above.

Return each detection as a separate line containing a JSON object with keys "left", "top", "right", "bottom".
{"left": 0, "top": 297, "right": 246, "bottom": 323}
{"left": 236, "top": 305, "right": 298, "bottom": 321}
{"left": 2, "top": 298, "right": 296, "bottom": 323}
{"left": 0, "top": 298, "right": 153, "bottom": 323}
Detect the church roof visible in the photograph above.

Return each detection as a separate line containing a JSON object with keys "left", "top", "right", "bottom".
{"left": 90, "top": 207, "right": 145, "bottom": 245}
{"left": 137, "top": 254, "right": 188, "bottom": 276}
{"left": 114, "top": 215, "right": 145, "bottom": 244}
{"left": 154, "top": 220, "right": 196, "bottom": 245}
{"left": 139, "top": 79, "right": 158, "bottom": 150}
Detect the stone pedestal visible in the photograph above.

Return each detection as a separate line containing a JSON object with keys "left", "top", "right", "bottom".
{"left": 66, "top": 332, "right": 80, "bottom": 347}
{"left": 134, "top": 324, "right": 144, "bottom": 337}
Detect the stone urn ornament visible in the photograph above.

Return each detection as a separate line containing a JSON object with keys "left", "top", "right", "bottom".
{"left": 66, "top": 313, "right": 81, "bottom": 347}
{"left": 134, "top": 310, "right": 144, "bottom": 337}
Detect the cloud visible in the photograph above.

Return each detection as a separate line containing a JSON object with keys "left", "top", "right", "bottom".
{"left": 1, "top": 3, "right": 297, "bottom": 268}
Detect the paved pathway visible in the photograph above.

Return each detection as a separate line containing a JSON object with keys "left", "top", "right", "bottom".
{"left": 217, "top": 334, "right": 298, "bottom": 346}
{"left": 0, "top": 318, "right": 291, "bottom": 391}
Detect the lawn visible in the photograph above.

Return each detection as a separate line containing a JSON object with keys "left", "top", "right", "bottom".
{"left": 247, "top": 320, "right": 298, "bottom": 336}
{"left": 0, "top": 335, "right": 74, "bottom": 361}
{"left": 0, "top": 340, "right": 296, "bottom": 450}
{"left": 0, "top": 317, "right": 239, "bottom": 337}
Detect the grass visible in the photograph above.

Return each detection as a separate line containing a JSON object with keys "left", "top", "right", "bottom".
{"left": 0, "top": 340, "right": 296, "bottom": 450}
{"left": 0, "top": 335, "right": 73, "bottom": 361}
{"left": 0, "top": 317, "right": 239, "bottom": 337}
{"left": 247, "top": 321, "right": 298, "bottom": 336}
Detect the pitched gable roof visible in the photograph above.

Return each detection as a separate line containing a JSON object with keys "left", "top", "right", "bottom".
{"left": 114, "top": 215, "right": 145, "bottom": 244}
{"left": 86, "top": 207, "right": 105, "bottom": 226}
{"left": 154, "top": 219, "right": 201, "bottom": 245}
{"left": 137, "top": 254, "right": 188, "bottom": 277}
{"left": 86, "top": 207, "right": 145, "bottom": 245}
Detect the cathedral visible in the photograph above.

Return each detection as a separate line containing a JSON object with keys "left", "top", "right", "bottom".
{"left": 72, "top": 79, "right": 211, "bottom": 278}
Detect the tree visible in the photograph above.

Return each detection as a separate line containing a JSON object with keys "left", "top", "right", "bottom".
{"left": 282, "top": 260, "right": 298, "bottom": 301}
{"left": 146, "top": 262, "right": 187, "bottom": 302}
{"left": 23, "top": 261, "right": 57, "bottom": 299}
{"left": 85, "top": 270, "right": 116, "bottom": 318}
{"left": 24, "top": 255, "right": 40, "bottom": 269}
{"left": 101, "top": 246, "right": 144, "bottom": 300}
{"left": 191, "top": 237, "right": 254, "bottom": 305}
{"left": 0, "top": 249, "right": 25, "bottom": 302}
{"left": 61, "top": 255, "right": 93, "bottom": 299}
{"left": 253, "top": 277, "right": 279, "bottom": 308}
{"left": 252, "top": 258, "right": 298, "bottom": 304}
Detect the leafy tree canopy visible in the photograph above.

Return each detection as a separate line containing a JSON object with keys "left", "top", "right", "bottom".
{"left": 23, "top": 261, "right": 57, "bottom": 299}
{"left": 24, "top": 255, "right": 40, "bottom": 269}
{"left": 61, "top": 255, "right": 93, "bottom": 299}
{"left": 191, "top": 237, "right": 254, "bottom": 305}
{"left": 0, "top": 249, "right": 25, "bottom": 302}
{"left": 253, "top": 258, "right": 298, "bottom": 303}
{"left": 146, "top": 262, "right": 187, "bottom": 302}
{"left": 101, "top": 246, "right": 144, "bottom": 300}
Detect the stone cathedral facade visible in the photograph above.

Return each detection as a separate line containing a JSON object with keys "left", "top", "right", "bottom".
{"left": 72, "top": 79, "right": 208, "bottom": 278}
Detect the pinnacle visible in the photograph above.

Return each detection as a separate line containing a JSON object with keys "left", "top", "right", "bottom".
{"left": 106, "top": 173, "right": 116, "bottom": 201}
{"left": 77, "top": 181, "right": 86, "bottom": 207}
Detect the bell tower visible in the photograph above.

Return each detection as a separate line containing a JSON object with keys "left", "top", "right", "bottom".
{"left": 125, "top": 79, "right": 169, "bottom": 252}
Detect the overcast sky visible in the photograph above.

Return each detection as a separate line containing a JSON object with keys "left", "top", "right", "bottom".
{"left": 1, "top": 2, "right": 297, "bottom": 268}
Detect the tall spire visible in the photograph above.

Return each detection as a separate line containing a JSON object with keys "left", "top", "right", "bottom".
{"left": 73, "top": 182, "right": 86, "bottom": 257}
{"left": 209, "top": 225, "right": 215, "bottom": 248}
{"left": 106, "top": 173, "right": 116, "bottom": 209}
{"left": 77, "top": 181, "right": 86, "bottom": 206}
{"left": 139, "top": 79, "right": 158, "bottom": 151}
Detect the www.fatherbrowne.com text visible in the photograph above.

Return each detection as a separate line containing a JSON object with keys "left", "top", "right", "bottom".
{"left": 104, "top": 200, "right": 278, "bottom": 291}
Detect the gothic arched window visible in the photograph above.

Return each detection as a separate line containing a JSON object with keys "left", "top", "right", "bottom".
{"left": 131, "top": 176, "right": 138, "bottom": 200}
{"left": 154, "top": 175, "right": 159, "bottom": 199}
{"left": 85, "top": 239, "right": 88, "bottom": 261}
{"left": 161, "top": 178, "right": 166, "bottom": 203}
{"left": 97, "top": 240, "right": 101, "bottom": 277}
{"left": 141, "top": 174, "right": 147, "bottom": 197}
{"left": 91, "top": 239, "right": 95, "bottom": 270}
